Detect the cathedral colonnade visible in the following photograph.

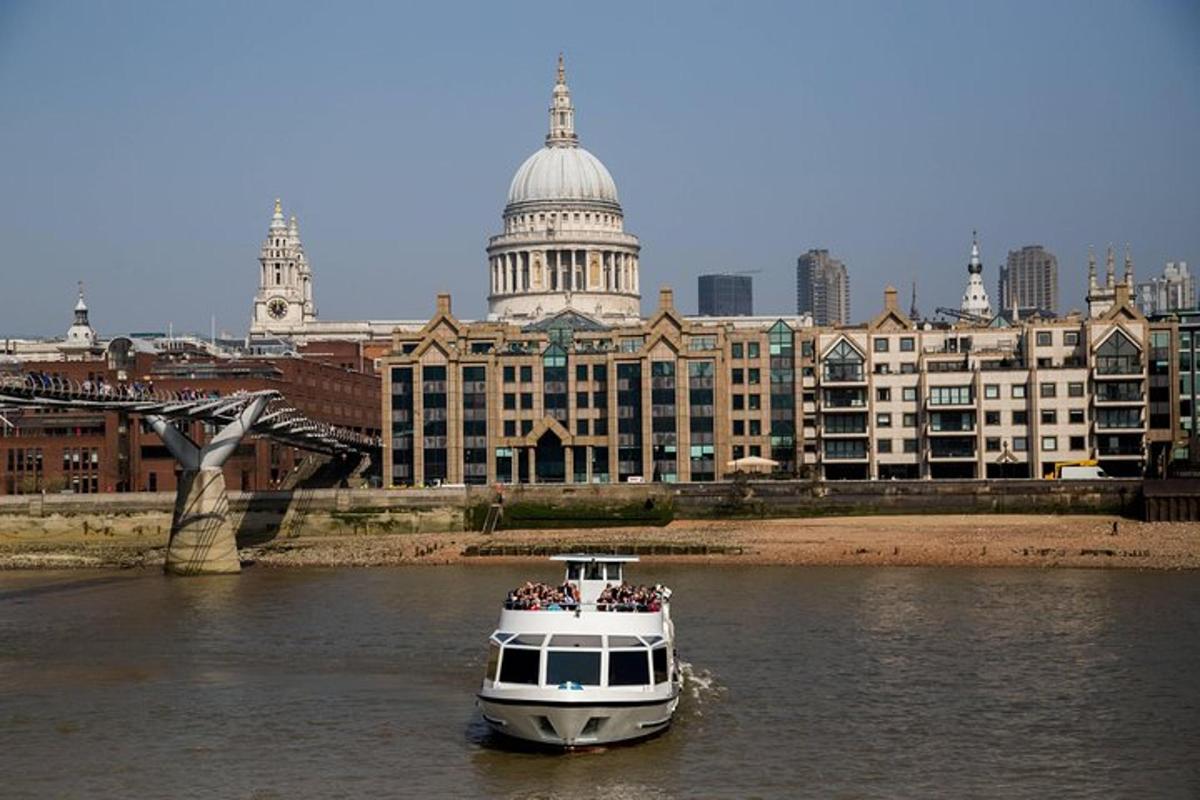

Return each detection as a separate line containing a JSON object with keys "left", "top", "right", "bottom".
{"left": 489, "top": 249, "right": 639, "bottom": 295}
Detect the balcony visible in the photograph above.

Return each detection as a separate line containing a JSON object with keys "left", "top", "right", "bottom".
{"left": 1094, "top": 358, "right": 1143, "bottom": 378}
{"left": 928, "top": 439, "right": 977, "bottom": 460}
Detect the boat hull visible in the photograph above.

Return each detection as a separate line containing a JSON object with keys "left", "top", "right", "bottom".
{"left": 477, "top": 693, "right": 679, "bottom": 747}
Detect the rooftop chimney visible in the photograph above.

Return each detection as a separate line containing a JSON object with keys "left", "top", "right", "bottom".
{"left": 658, "top": 286, "right": 674, "bottom": 310}
{"left": 436, "top": 293, "right": 452, "bottom": 316}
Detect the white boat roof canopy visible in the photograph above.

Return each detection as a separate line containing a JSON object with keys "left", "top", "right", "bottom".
{"left": 549, "top": 554, "right": 640, "bottom": 563}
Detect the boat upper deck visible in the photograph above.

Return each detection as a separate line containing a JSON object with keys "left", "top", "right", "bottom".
{"left": 501, "top": 554, "right": 670, "bottom": 615}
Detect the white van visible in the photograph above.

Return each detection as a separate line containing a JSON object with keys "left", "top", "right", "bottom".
{"left": 1059, "top": 465, "right": 1109, "bottom": 480}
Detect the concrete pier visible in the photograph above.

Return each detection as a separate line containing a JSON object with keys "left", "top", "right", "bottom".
{"left": 165, "top": 467, "right": 241, "bottom": 575}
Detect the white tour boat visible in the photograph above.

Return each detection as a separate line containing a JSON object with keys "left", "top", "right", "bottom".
{"left": 477, "top": 554, "right": 680, "bottom": 747}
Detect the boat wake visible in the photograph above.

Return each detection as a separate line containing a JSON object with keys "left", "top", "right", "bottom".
{"left": 678, "top": 660, "right": 724, "bottom": 715}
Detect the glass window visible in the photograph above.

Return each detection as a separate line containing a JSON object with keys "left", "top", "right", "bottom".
{"left": 1070, "top": 436, "right": 1086, "bottom": 450}
{"left": 520, "top": 365, "right": 533, "bottom": 382}
{"left": 1012, "top": 384, "right": 1027, "bottom": 399}
{"left": 1041, "top": 436, "right": 1058, "bottom": 451}
{"left": 549, "top": 635, "right": 602, "bottom": 647}
{"left": 731, "top": 342, "right": 743, "bottom": 359}
{"left": 903, "top": 438, "right": 918, "bottom": 454}
{"left": 1036, "top": 331, "right": 1052, "bottom": 346}
{"left": 876, "top": 413, "right": 892, "bottom": 427}
{"left": 873, "top": 338, "right": 889, "bottom": 352}
{"left": 929, "top": 386, "right": 972, "bottom": 405}
{"left": 608, "top": 651, "right": 651, "bottom": 686}
{"left": 651, "top": 647, "right": 669, "bottom": 685}
{"left": 823, "top": 340, "right": 864, "bottom": 382}
{"left": 732, "top": 368, "right": 744, "bottom": 385}
{"left": 985, "top": 410, "right": 1000, "bottom": 425}
{"left": 1069, "top": 409, "right": 1085, "bottom": 424}
{"left": 1041, "top": 410, "right": 1057, "bottom": 424}
{"left": 900, "top": 337, "right": 915, "bottom": 352}
{"left": 748, "top": 368, "right": 760, "bottom": 384}
{"left": 1040, "top": 382, "right": 1056, "bottom": 398}
{"left": 498, "top": 648, "right": 540, "bottom": 685}
{"left": 1068, "top": 382, "right": 1084, "bottom": 397}
{"left": 901, "top": 386, "right": 917, "bottom": 401}
{"left": 576, "top": 364, "right": 588, "bottom": 382}
{"left": 585, "top": 562, "right": 603, "bottom": 580}
{"left": 876, "top": 388, "right": 891, "bottom": 402}
{"left": 547, "top": 651, "right": 601, "bottom": 687}
{"left": 902, "top": 412, "right": 917, "bottom": 427}
{"left": 1064, "top": 331, "right": 1079, "bottom": 346}
{"left": 986, "top": 438, "right": 1001, "bottom": 452}
{"left": 485, "top": 644, "right": 501, "bottom": 680}
{"left": 1013, "top": 410, "right": 1028, "bottom": 425}
{"left": 732, "top": 394, "right": 744, "bottom": 410}
{"left": 1013, "top": 437, "right": 1028, "bottom": 452}
{"left": 503, "top": 366, "right": 515, "bottom": 383}
{"left": 747, "top": 342, "right": 760, "bottom": 359}
{"left": 984, "top": 384, "right": 999, "bottom": 399}
{"left": 877, "top": 438, "right": 892, "bottom": 453}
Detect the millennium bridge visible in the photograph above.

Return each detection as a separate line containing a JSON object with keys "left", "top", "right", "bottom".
{"left": 0, "top": 373, "right": 379, "bottom": 575}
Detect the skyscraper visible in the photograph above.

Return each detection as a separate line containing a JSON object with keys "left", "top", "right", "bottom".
{"left": 796, "top": 249, "right": 849, "bottom": 325}
{"left": 1137, "top": 261, "right": 1196, "bottom": 315}
{"left": 698, "top": 273, "right": 753, "bottom": 316}
{"left": 999, "top": 245, "right": 1058, "bottom": 317}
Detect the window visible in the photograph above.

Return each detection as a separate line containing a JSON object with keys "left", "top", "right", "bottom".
{"left": 873, "top": 338, "right": 889, "bottom": 353}
{"left": 902, "top": 387, "right": 917, "bottom": 401}
{"left": 823, "top": 340, "right": 864, "bottom": 382}
{"left": 749, "top": 420, "right": 762, "bottom": 436}
{"left": 1036, "top": 331, "right": 1052, "bottom": 346}
{"left": 900, "top": 337, "right": 915, "bottom": 352}
{"left": 902, "top": 412, "right": 917, "bottom": 427}
{"left": 576, "top": 364, "right": 588, "bottom": 382}
{"left": 1041, "top": 436, "right": 1058, "bottom": 451}
{"left": 929, "top": 386, "right": 972, "bottom": 405}
{"left": 503, "top": 393, "right": 516, "bottom": 410}
{"left": 747, "top": 342, "right": 760, "bottom": 359}
{"left": 748, "top": 368, "right": 761, "bottom": 384}
{"left": 732, "top": 368, "right": 744, "bottom": 385}
{"left": 903, "top": 438, "right": 919, "bottom": 454}
{"left": 652, "top": 648, "right": 669, "bottom": 685}
{"left": 546, "top": 651, "right": 601, "bottom": 687}
{"left": 876, "top": 388, "right": 891, "bottom": 402}
{"left": 900, "top": 362, "right": 917, "bottom": 374}
{"left": 732, "top": 394, "right": 744, "bottom": 410}
{"left": 519, "top": 365, "right": 533, "bottom": 382}
{"left": 1068, "top": 382, "right": 1084, "bottom": 397}
{"left": 1095, "top": 331, "right": 1142, "bottom": 375}
{"left": 1013, "top": 437, "right": 1028, "bottom": 452}
{"left": 576, "top": 419, "right": 589, "bottom": 436}
{"left": 503, "top": 420, "right": 516, "bottom": 436}
{"left": 1040, "top": 382, "right": 1057, "bottom": 398}
{"left": 503, "top": 366, "right": 515, "bottom": 383}
{"left": 985, "top": 410, "right": 1000, "bottom": 426}
{"left": 1013, "top": 410, "right": 1028, "bottom": 425}
{"left": 576, "top": 392, "right": 589, "bottom": 409}
{"left": 498, "top": 648, "right": 540, "bottom": 685}
{"left": 688, "top": 336, "right": 717, "bottom": 351}
{"left": 748, "top": 394, "right": 761, "bottom": 410}
{"left": 731, "top": 343, "right": 743, "bottom": 359}
{"left": 733, "top": 420, "right": 745, "bottom": 436}
{"left": 1064, "top": 331, "right": 1079, "bottom": 346}
{"left": 1012, "top": 384, "right": 1027, "bottom": 399}
{"left": 1041, "top": 410, "right": 1057, "bottom": 424}
{"left": 876, "top": 413, "right": 892, "bottom": 427}
{"left": 520, "top": 420, "right": 533, "bottom": 435}
{"left": 1069, "top": 409, "right": 1085, "bottom": 424}
{"left": 520, "top": 393, "right": 533, "bottom": 410}
{"left": 608, "top": 650, "right": 650, "bottom": 686}
{"left": 984, "top": 384, "right": 999, "bottom": 399}
{"left": 1070, "top": 436, "right": 1086, "bottom": 450}
{"left": 877, "top": 438, "right": 893, "bottom": 453}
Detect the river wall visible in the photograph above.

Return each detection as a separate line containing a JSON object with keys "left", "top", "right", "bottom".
{"left": 0, "top": 479, "right": 1145, "bottom": 545}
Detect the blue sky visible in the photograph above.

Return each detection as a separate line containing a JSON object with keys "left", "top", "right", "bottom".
{"left": 1, "top": 0, "right": 1197, "bottom": 336}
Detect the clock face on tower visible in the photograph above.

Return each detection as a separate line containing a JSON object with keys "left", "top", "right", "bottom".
{"left": 267, "top": 298, "right": 289, "bottom": 320}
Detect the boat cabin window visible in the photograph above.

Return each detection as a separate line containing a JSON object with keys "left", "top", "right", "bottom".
{"left": 546, "top": 651, "right": 601, "bottom": 687}
{"left": 607, "top": 635, "right": 642, "bottom": 648}
{"left": 605, "top": 563, "right": 623, "bottom": 582}
{"left": 485, "top": 643, "right": 501, "bottom": 681}
{"left": 652, "top": 647, "right": 669, "bottom": 685}
{"left": 509, "top": 633, "right": 546, "bottom": 647}
{"left": 498, "top": 647, "right": 541, "bottom": 685}
{"left": 608, "top": 650, "right": 651, "bottom": 686}
{"left": 585, "top": 562, "right": 604, "bottom": 581}
{"left": 549, "top": 634, "right": 602, "bottom": 648}
{"left": 566, "top": 563, "right": 582, "bottom": 580}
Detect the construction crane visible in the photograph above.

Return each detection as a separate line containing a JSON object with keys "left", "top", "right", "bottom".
{"left": 935, "top": 306, "right": 991, "bottom": 325}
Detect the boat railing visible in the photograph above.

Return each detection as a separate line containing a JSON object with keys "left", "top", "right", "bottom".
{"left": 502, "top": 599, "right": 666, "bottom": 613}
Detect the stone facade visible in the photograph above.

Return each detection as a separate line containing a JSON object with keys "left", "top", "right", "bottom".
{"left": 380, "top": 284, "right": 1175, "bottom": 486}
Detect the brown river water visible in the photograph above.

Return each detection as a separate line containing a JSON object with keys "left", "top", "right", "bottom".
{"left": 1, "top": 565, "right": 1198, "bottom": 799}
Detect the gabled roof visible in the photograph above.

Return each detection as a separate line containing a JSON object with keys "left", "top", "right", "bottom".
{"left": 522, "top": 309, "right": 609, "bottom": 333}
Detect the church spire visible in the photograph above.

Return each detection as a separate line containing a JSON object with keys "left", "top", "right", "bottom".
{"left": 968, "top": 230, "right": 983, "bottom": 274}
{"left": 270, "top": 197, "right": 286, "bottom": 231}
{"left": 1105, "top": 243, "right": 1116, "bottom": 288}
{"left": 1123, "top": 243, "right": 1134, "bottom": 286}
{"left": 546, "top": 52, "right": 578, "bottom": 148}
{"left": 1088, "top": 246, "right": 1097, "bottom": 290}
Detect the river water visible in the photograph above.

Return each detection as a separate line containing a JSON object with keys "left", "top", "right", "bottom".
{"left": 1, "top": 565, "right": 1198, "bottom": 799}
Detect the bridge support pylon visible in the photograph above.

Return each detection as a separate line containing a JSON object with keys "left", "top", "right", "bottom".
{"left": 147, "top": 395, "right": 269, "bottom": 576}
